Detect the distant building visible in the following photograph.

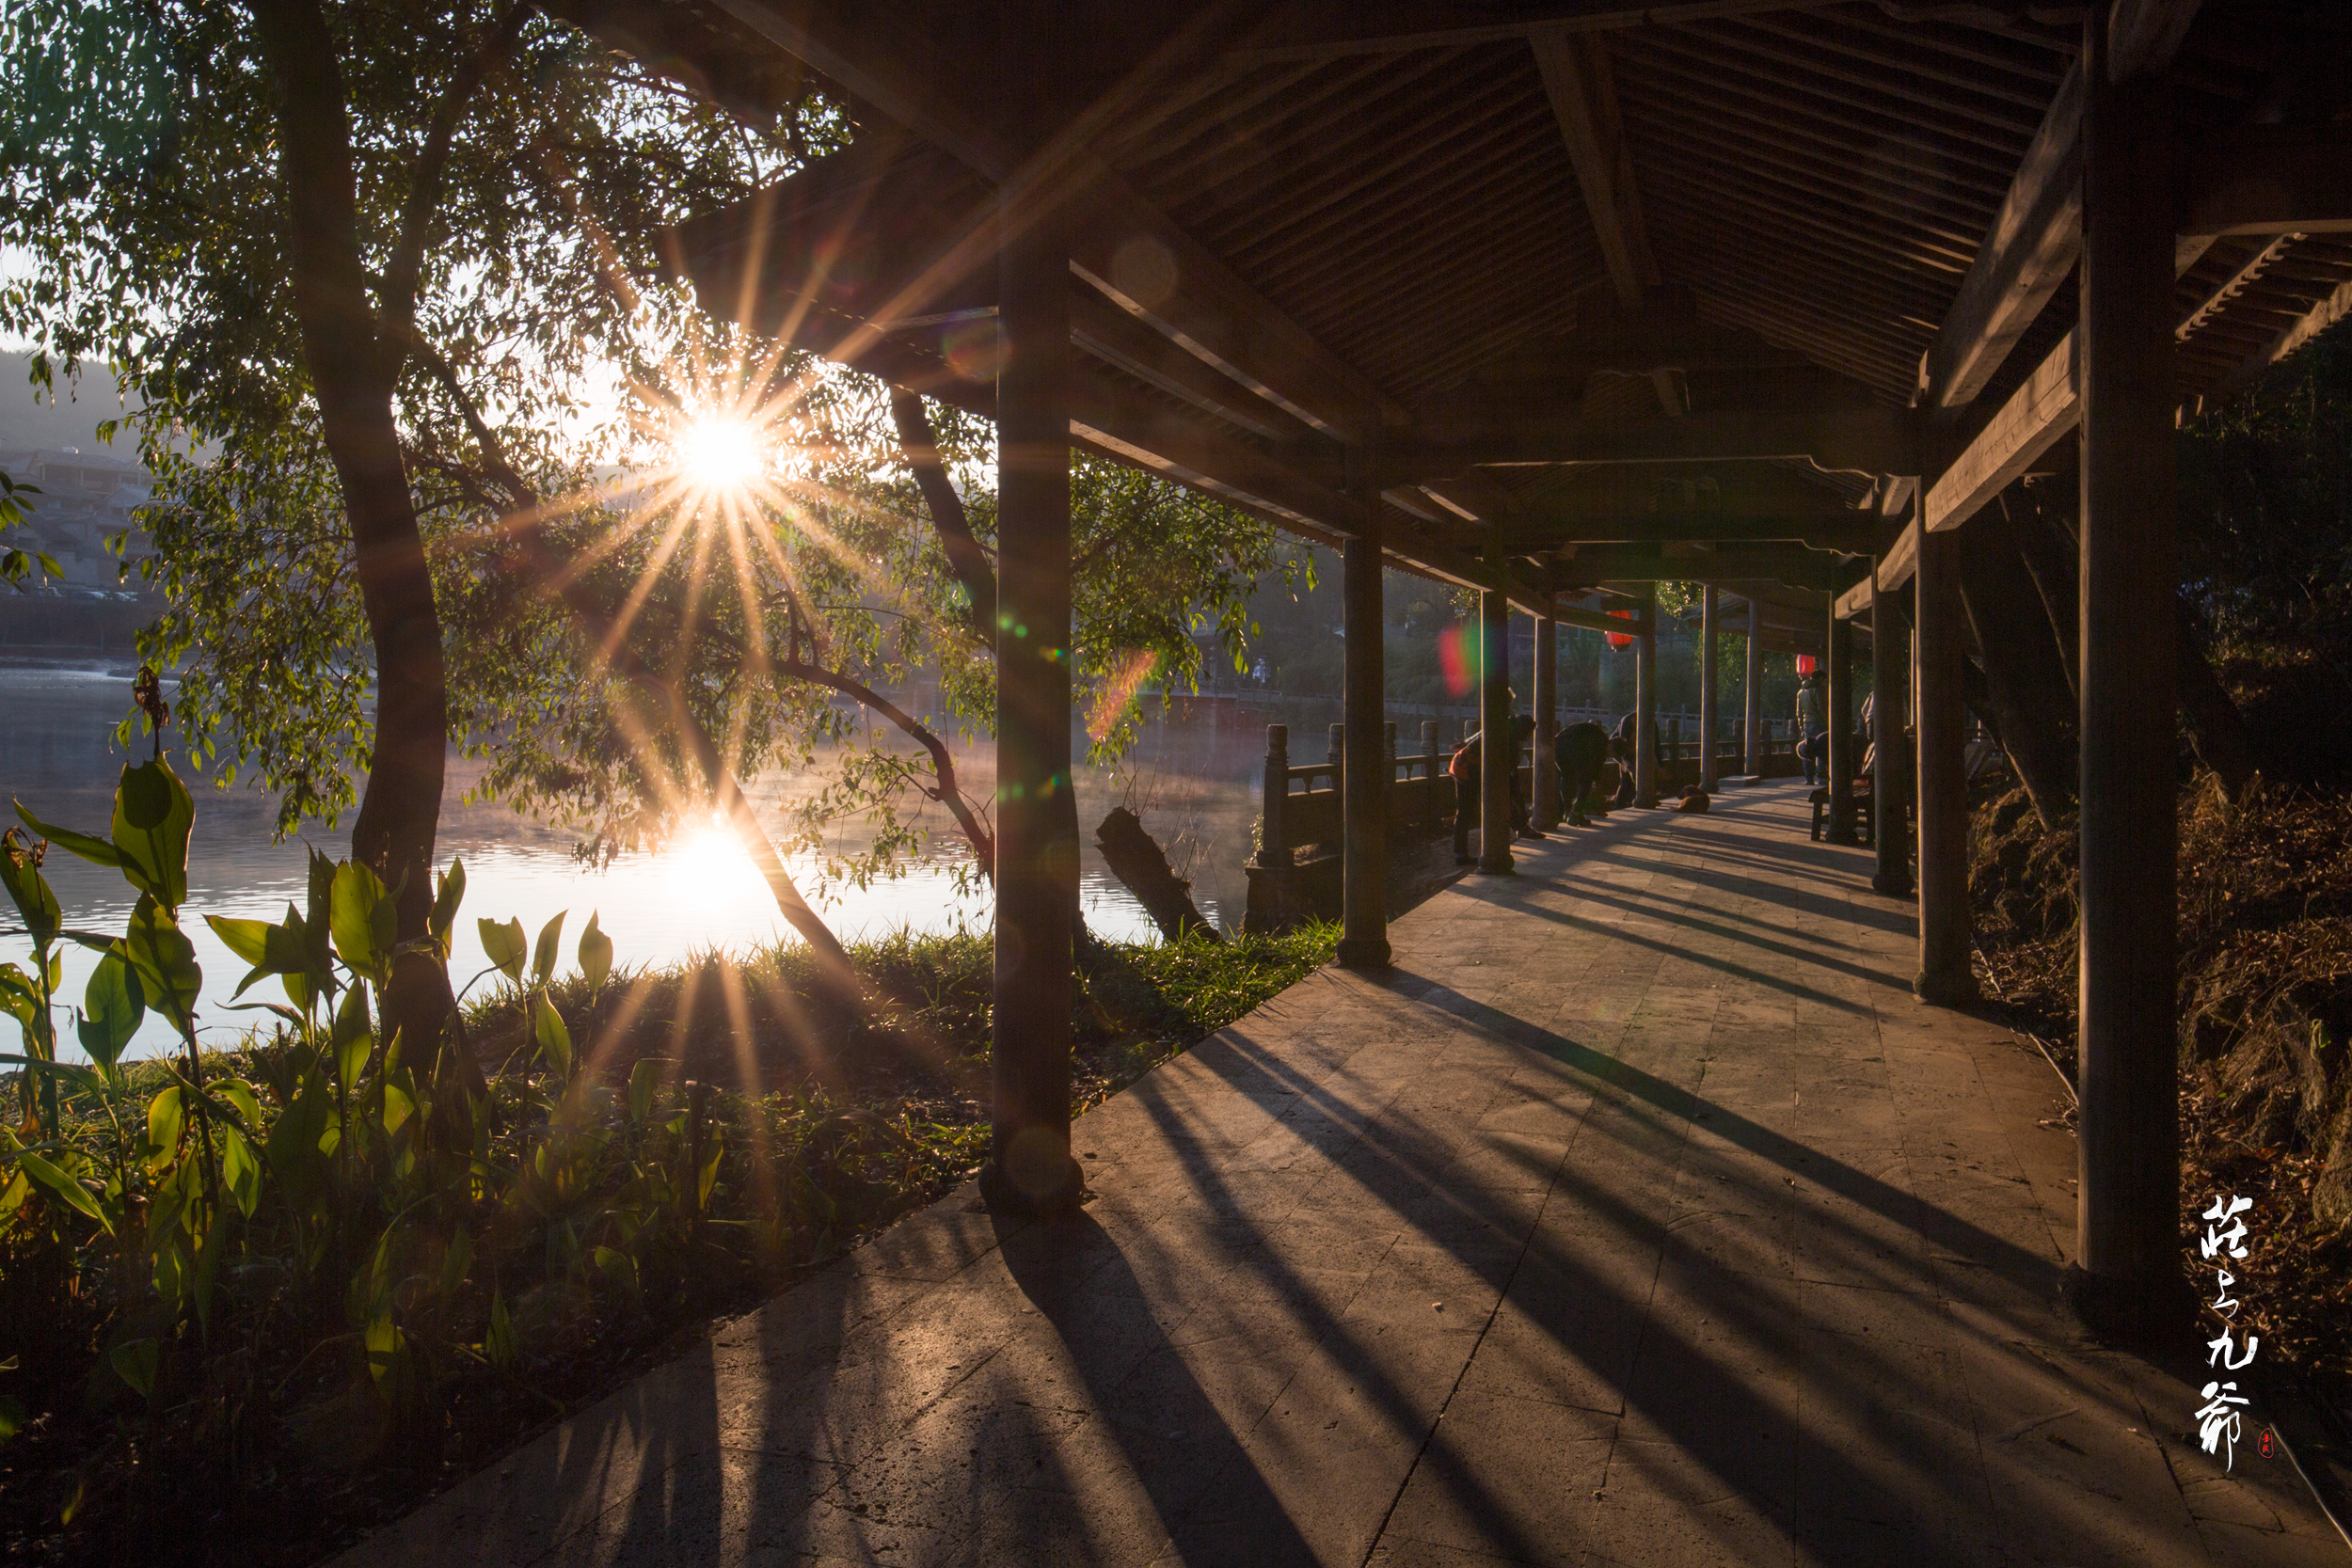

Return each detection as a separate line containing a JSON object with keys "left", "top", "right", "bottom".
{"left": 0, "top": 446, "right": 159, "bottom": 594}
{"left": 0, "top": 447, "right": 161, "bottom": 654}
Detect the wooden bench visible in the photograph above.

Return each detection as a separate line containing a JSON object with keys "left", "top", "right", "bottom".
{"left": 1810, "top": 738, "right": 1875, "bottom": 844}
{"left": 1809, "top": 780, "right": 1873, "bottom": 844}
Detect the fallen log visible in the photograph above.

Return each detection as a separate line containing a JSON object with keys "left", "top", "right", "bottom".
{"left": 1095, "top": 807, "right": 1223, "bottom": 944}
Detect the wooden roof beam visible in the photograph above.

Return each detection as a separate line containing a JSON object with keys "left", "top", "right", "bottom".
{"left": 1550, "top": 545, "right": 1860, "bottom": 592}
{"left": 1501, "top": 512, "right": 1886, "bottom": 552}
{"left": 1530, "top": 28, "right": 1658, "bottom": 312}
{"left": 1919, "top": 0, "right": 2204, "bottom": 414}
{"left": 1391, "top": 403, "right": 1916, "bottom": 477}
{"left": 1919, "top": 229, "right": 2226, "bottom": 545}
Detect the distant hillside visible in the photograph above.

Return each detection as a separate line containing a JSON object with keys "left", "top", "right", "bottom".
{"left": 0, "top": 353, "right": 144, "bottom": 459}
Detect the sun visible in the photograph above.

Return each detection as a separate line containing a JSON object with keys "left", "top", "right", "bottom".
{"left": 675, "top": 415, "right": 765, "bottom": 494}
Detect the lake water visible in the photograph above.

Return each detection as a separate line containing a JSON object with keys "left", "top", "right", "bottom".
{"left": 0, "top": 664, "right": 1300, "bottom": 1062}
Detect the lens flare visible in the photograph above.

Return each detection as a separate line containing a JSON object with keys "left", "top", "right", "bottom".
{"left": 1088, "top": 648, "right": 1160, "bottom": 742}
{"left": 676, "top": 416, "right": 764, "bottom": 494}
{"left": 1438, "top": 623, "right": 1472, "bottom": 698}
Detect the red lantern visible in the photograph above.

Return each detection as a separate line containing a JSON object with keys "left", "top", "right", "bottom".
{"left": 1605, "top": 611, "right": 1634, "bottom": 652}
{"left": 1796, "top": 654, "right": 1818, "bottom": 675}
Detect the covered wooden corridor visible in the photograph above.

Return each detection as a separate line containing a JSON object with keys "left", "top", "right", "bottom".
{"left": 564, "top": 0, "right": 2352, "bottom": 1333}
{"left": 335, "top": 786, "right": 2345, "bottom": 1566}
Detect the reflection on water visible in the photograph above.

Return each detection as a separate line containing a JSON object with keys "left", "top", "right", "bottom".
{"left": 0, "top": 665, "right": 1295, "bottom": 1061}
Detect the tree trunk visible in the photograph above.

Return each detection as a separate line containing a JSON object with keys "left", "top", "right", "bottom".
{"left": 2176, "top": 594, "right": 2260, "bottom": 801}
{"left": 253, "top": 0, "right": 472, "bottom": 1093}
{"left": 889, "top": 388, "right": 996, "bottom": 638}
{"left": 2005, "top": 485, "right": 2081, "bottom": 703}
{"left": 1959, "top": 503, "right": 2078, "bottom": 827}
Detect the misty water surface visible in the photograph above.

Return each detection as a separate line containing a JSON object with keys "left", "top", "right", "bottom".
{"left": 0, "top": 664, "right": 1286, "bottom": 1061}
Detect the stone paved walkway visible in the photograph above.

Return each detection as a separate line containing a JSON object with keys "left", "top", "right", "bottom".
{"left": 338, "top": 783, "right": 2347, "bottom": 1567}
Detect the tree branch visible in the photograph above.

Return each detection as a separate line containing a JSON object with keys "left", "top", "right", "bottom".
{"left": 381, "top": 0, "right": 536, "bottom": 332}
{"left": 775, "top": 644, "right": 995, "bottom": 876}
{"left": 888, "top": 387, "right": 995, "bottom": 640}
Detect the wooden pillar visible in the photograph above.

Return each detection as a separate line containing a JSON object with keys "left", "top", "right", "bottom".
{"left": 1913, "top": 527, "right": 1973, "bottom": 1006}
{"left": 1338, "top": 466, "right": 1390, "bottom": 969}
{"left": 2074, "top": 16, "right": 2187, "bottom": 1342}
{"left": 1827, "top": 592, "right": 1858, "bottom": 843}
{"left": 1742, "top": 595, "right": 1764, "bottom": 777}
{"left": 1633, "top": 585, "right": 1659, "bottom": 806}
{"left": 1871, "top": 575, "right": 1914, "bottom": 896}
{"left": 1478, "top": 533, "right": 1515, "bottom": 875}
{"left": 1533, "top": 615, "right": 1560, "bottom": 829}
{"left": 1700, "top": 586, "right": 1721, "bottom": 791}
{"left": 986, "top": 190, "right": 1082, "bottom": 1216}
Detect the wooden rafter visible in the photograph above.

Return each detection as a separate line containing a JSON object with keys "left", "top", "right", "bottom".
{"left": 1530, "top": 28, "right": 1658, "bottom": 311}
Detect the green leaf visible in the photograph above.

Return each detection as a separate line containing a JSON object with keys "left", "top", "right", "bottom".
{"left": 14, "top": 801, "right": 120, "bottom": 869}
{"left": 15, "top": 1149, "right": 111, "bottom": 1233}
{"left": 382, "top": 1080, "right": 415, "bottom": 1136}
{"left": 146, "top": 1085, "right": 183, "bottom": 1174}
{"left": 0, "top": 1392, "right": 25, "bottom": 1442}
{"left": 431, "top": 860, "right": 466, "bottom": 948}
{"left": 77, "top": 949, "right": 143, "bottom": 1071}
{"left": 219, "top": 1124, "right": 260, "bottom": 1218}
{"left": 0, "top": 964, "right": 42, "bottom": 1032}
{"left": 364, "top": 1310, "right": 405, "bottom": 1390}
{"left": 304, "top": 850, "right": 337, "bottom": 975}
{"left": 440, "top": 1226, "right": 474, "bottom": 1299}
{"left": 592, "top": 1244, "right": 639, "bottom": 1300}
{"left": 579, "top": 911, "right": 612, "bottom": 993}
{"left": 151, "top": 1231, "right": 187, "bottom": 1316}
{"left": 532, "top": 911, "right": 566, "bottom": 987}
{"left": 478, "top": 916, "right": 526, "bottom": 983}
{"left": 125, "top": 895, "right": 200, "bottom": 1032}
{"left": 330, "top": 862, "right": 389, "bottom": 980}
{"left": 698, "top": 1138, "right": 723, "bottom": 1209}
{"left": 205, "top": 914, "right": 273, "bottom": 966}
{"left": 0, "top": 843, "right": 60, "bottom": 950}
{"left": 532, "top": 992, "right": 572, "bottom": 1079}
{"left": 485, "top": 1287, "right": 517, "bottom": 1371}
{"left": 332, "top": 984, "right": 373, "bottom": 1089}
{"left": 628, "top": 1057, "right": 660, "bottom": 1124}
{"left": 111, "top": 758, "right": 194, "bottom": 911}
{"left": 110, "top": 1338, "right": 159, "bottom": 1400}
{"left": 0, "top": 1056, "right": 107, "bottom": 1097}
{"left": 212, "top": 1078, "right": 262, "bottom": 1132}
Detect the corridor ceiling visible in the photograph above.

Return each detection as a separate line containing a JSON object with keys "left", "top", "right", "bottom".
{"left": 559, "top": 0, "right": 2352, "bottom": 648}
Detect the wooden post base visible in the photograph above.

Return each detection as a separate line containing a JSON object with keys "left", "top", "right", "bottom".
{"left": 2066, "top": 1263, "right": 2198, "bottom": 1354}
{"left": 1913, "top": 966, "right": 1977, "bottom": 1008}
{"left": 980, "top": 1145, "right": 1086, "bottom": 1219}
{"left": 1336, "top": 936, "right": 1393, "bottom": 968}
